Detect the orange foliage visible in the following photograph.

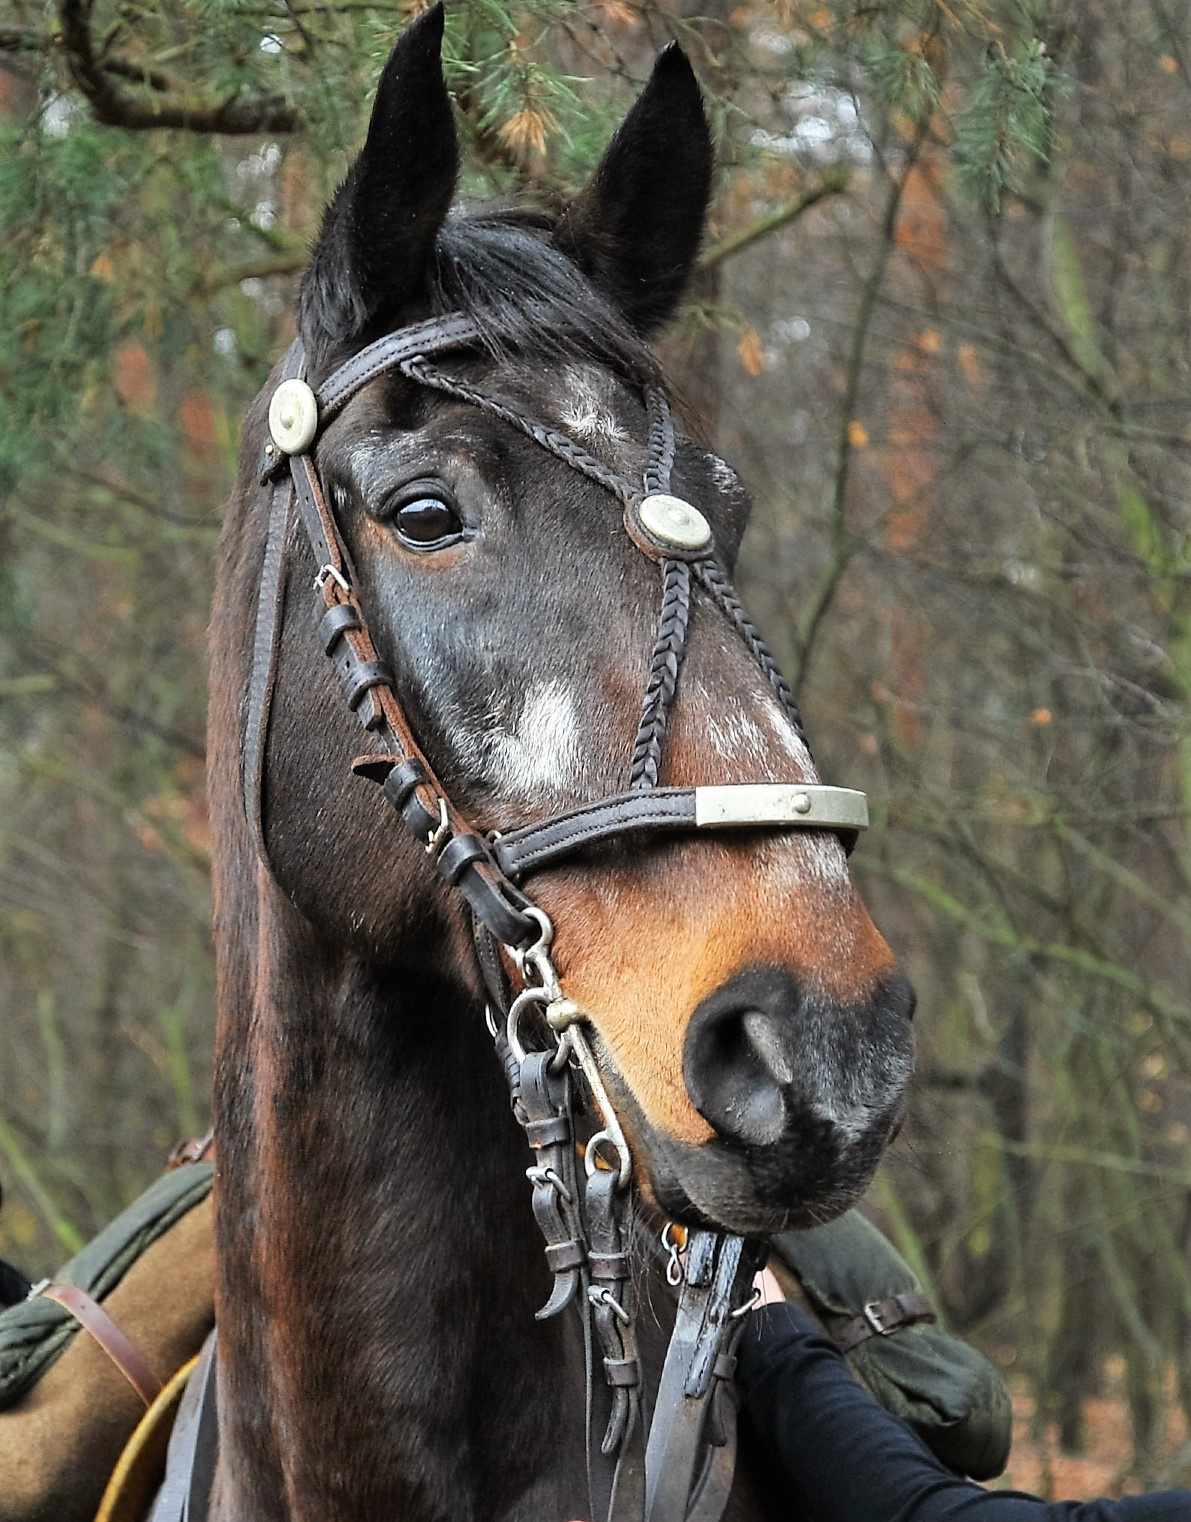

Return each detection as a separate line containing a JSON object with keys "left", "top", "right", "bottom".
{"left": 113, "top": 344, "right": 157, "bottom": 415}
{"left": 737, "top": 327, "right": 766, "bottom": 377}
{"left": 179, "top": 390, "right": 217, "bottom": 447}
{"left": 895, "top": 158, "right": 948, "bottom": 270}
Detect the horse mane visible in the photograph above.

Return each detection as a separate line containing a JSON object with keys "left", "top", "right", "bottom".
{"left": 424, "top": 207, "right": 664, "bottom": 387}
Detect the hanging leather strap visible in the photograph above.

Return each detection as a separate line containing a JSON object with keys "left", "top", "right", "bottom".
{"left": 39, "top": 1281, "right": 165, "bottom": 1408}
{"left": 147, "top": 1330, "right": 219, "bottom": 1522}
{"left": 643, "top": 1233, "right": 755, "bottom": 1522}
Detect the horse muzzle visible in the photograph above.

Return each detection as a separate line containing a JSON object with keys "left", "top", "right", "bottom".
{"left": 616, "top": 964, "right": 916, "bottom": 1235}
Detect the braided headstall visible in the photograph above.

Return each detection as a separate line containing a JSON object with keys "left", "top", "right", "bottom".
{"left": 246, "top": 314, "right": 870, "bottom": 1522}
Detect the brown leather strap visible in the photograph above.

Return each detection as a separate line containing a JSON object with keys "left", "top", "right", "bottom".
{"left": 167, "top": 1131, "right": 215, "bottom": 1168}
{"left": 315, "top": 312, "right": 482, "bottom": 413}
{"left": 41, "top": 1281, "right": 166, "bottom": 1408}
{"left": 834, "top": 1291, "right": 937, "bottom": 1354}
{"left": 493, "top": 788, "right": 699, "bottom": 880}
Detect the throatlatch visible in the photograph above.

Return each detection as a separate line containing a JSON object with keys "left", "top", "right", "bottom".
{"left": 245, "top": 310, "right": 871, "bottom": 1522}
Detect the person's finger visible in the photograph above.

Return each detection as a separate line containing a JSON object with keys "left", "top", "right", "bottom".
{"left": 753, "top": 1266, "right": 786, "bottom": 1305}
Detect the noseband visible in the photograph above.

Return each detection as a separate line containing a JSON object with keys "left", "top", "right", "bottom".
{"left": 245, "top": 312, "right": 869, "bottom": 1522}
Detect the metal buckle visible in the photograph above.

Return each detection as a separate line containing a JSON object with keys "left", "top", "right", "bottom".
{"left": 314, "top": 563, "right": 350, "bottom": 594}
{"left": 862, "top": 1298, "right": 893, "bottom": 1336}
{"left": 424, "top": 797, "right": 449, "bottom": 856}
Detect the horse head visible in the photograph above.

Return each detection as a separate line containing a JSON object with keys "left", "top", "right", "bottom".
{"left": 212, "top": 4, "right": 914, "bottom": 1250}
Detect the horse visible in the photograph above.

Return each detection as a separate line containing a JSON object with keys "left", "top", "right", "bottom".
{"left": 203, "top": 7, "right": 916, "bottom": 1519}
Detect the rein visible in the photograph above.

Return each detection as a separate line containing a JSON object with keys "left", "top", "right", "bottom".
{"left": 235, "top": 312, "right": 869, "bottom": 1522}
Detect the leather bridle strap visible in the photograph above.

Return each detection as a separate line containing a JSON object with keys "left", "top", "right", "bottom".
{"left": 248, "top": 337, "right": 543, "bottom": 949}
{"left": 244, "top": 348, "right": 302, "bottom": 866}
{"left": 643, "top": 1234, "right": 757, "bottom": 1522}
{"left": 492, "top": 783, "right": 868, "bottom": 881}
{"left": 147, "top": 1329, "right": 219, "bottom": 1522}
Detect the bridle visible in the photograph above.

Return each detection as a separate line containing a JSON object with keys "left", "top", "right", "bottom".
{"left": 242, "top": 310, "right": 870, "bottom": 1522}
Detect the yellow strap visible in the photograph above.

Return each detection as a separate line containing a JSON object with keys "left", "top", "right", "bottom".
{"left": 95, "top": 1354, "right": 200, "bottom": 1522}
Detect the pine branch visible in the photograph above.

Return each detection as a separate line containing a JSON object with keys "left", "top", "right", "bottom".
{"left": 56, "top": 0, "right": 297, "bottom": 134}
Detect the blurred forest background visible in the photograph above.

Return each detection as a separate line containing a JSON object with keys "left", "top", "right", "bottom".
{"left": 2, "top": 0, "right": 1190, "bottom": 1495}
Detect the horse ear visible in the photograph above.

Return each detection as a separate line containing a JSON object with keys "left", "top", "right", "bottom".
{"left": 557, "top": 43, "right": 712, "bottom": 335}
{"left": 300, "top": 3, "right": 458, "bottom": 362}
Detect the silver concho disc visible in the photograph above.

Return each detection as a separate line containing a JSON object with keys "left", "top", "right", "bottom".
{"left": 637, "top": 493, "right": 712, "bottom": 552}
{"left": 268, "top": 378, "right": 319, "bottom": 455}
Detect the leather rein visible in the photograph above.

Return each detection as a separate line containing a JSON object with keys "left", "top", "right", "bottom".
{"left": 224, "top": 311, "right": 870, "bottom": 1522}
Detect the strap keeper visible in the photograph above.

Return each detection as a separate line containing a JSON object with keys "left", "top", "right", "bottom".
{"left": 379, "top": 759, "right": 440, "bottom": 842}
{"left": 712, "top": 1351, "right": 738, "bottom": 1381}
{"left": 588, "top": 1251, "right": 629, "bottom": 1280}
{"left": 379, "top": 757, "right": 427, "bottom": 809}
{"left": 436, "top": 832, "right": 488, "bottom": 885}
{"left": 544, "top": 1239, "right": 585, "bottom": 1273}
{"left": 342, "top": 659, "right": 392, "bottom": 712}
{"left": 320, "top": 602, "right": 362, "bottom": 653}
{"left": 603, "top": 1356, "right": 640, "bottom": 1388}
{"left": 524, "top": 1116, "right": 570, "bottom": 1148}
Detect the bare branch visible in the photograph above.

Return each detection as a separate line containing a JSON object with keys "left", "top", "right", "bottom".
{"left": 698, "top": 173, "right": 850, "bottom": 272}
{"left": 56, "top": 0, "right": 297, "bottom": 134}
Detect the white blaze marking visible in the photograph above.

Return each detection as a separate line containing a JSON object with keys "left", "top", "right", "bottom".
{"left": 705, "top": 710, "right": 769, "bottom": 764}
{"left": 489, "top": 681, "right": 585, "bottom": 799}
{"left": 687, "top": 680, "right": 851, "bottom": 892}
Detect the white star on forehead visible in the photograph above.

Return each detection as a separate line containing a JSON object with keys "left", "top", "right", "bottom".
{"left": 556, "top": 365, "right": 630, "bottom": 444}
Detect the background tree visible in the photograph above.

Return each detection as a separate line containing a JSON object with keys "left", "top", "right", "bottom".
{"left": 2, "top": 0, "right": 1189, "bottom": 1492}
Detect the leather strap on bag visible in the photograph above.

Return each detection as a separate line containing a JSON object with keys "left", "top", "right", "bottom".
{"left": 39, "top": 1281, "right": 165, "bottom": 1408}
{"left": 834, "top": 1291, "right": 936, "bottom": 1354}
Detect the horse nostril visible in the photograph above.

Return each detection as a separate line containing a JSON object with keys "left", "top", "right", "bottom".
{"left": 683, "top": 972, "right": 802, "bottom": 1147}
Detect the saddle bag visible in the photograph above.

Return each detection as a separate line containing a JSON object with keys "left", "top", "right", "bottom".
{"left": 0, "top": 1162, "right": 213, "bottom": 1411}
{"left": 770, "top": 1209, "right": 1013, "bottom": 1481}
{"left": 0, "top": 1160, "right": 215, "bottom": 1522}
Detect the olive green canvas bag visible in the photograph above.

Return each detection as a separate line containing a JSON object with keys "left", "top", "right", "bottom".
{"left": 771, "top": 1209, "right": 1012, "bottom": 1481}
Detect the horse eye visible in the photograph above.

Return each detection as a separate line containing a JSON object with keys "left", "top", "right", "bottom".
{"left": 393, "top": 495, "right": 463, "bottom": 548}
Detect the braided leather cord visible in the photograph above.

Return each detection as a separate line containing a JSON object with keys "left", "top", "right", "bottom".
{"left": 630, "top": 388, "right": 693, "bottom": 791}
{"left": 401, "top": 356, "right": 635, "bottom": 505}
{"left": 630, "top": 558, "right": 692, "bottom": 790}
{"left": 644, "top": 386, "right": 676, "bottom": 492}
{"left": 694, "top": 560, "right": 812, "bottom": 755}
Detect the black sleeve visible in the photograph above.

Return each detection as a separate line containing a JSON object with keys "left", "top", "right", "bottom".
{"left": 735, "top": 1304, "right": 1190, "bottom": 1522}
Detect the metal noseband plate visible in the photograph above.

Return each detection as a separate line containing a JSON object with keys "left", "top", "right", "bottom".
{"left": 694, "top": 783, "right": 869, "bottom": 831}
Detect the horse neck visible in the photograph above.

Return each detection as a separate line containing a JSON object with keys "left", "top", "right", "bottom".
{"left": 211, "top": 873, "right": 588, "bottom": 1522}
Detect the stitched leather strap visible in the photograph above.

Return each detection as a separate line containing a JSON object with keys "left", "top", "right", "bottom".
{"left": 491, "top": 784, "right": 865, "bottom": 881}
{"left": 40, "top": 1281, "right": 165, "bottom": 1408}
{"left": 493, "top": 789, "right": 696, "bottom": 879}
{"left": 244, "top": 340, "right": 304, "bottom": 866}
{"left": 315, "top": 313, "right": 482, "bottom": 415}
{"left": 643, "top": 1232, "right": 756, "bottom": 1522}
{"left": 834, "top": 1291, "right": 937, "bottom": 1354}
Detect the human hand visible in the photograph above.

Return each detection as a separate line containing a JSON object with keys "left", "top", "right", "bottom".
{"left": 753, "top": 1266, "right": 786, "bottom": 1306}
